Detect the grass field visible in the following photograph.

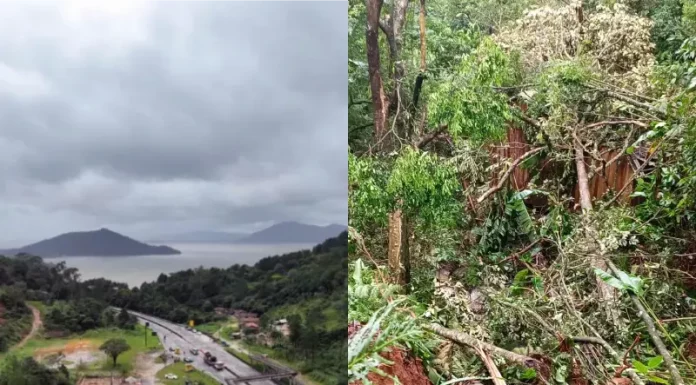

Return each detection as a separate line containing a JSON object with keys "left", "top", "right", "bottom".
{"left": 195, "top": 319, "right": 240, "bottom": 337}
{"left": 193, "top": 322, "right": 225, "bottom": 335}
{"left": 13, "top": 325, "right": 161, "bottom": 373}
{"left": 156, "top": 362, "right": 219, "bottom": 385}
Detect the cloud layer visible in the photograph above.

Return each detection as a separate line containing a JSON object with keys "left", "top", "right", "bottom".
{"left": 0, "top": 1, "right": 347, "bottom": 245}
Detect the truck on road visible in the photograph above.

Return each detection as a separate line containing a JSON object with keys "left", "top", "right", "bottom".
{"left": 203, "top": 351, "right": 217, "bottom": 366}
{"left": 203, "top": 351, "right": 225, "bottom": 371}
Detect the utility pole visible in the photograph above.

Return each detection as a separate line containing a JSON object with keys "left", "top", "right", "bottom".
{"left": 145, "top": 322, "right": 150, "bottom": 347}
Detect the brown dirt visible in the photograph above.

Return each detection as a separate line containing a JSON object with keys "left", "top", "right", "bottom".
{"left": 14, "top": 304, "right": 42, "bottom": 350}
{"left": 348, "top": 322, "right": 431, "bottom": 385}
{"left": 349, "top": 347, "right": 431, "bottom": 385}
{"left": 34, "top": 340, "right": 97, "bottom": 360}
{"left": 685, "top": 333, "right": 696, "bottom": 361}
{"left": 133, "top": 351, "right": 165, "bottom": 384}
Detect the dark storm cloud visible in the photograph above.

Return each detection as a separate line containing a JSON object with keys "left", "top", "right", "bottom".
{"left": 0, "top": 1, "right": 347, "bottom": 244}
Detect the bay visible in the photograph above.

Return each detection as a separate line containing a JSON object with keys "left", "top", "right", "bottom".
{"left": 55, "top": 243, "right": 314, "bottom": 288}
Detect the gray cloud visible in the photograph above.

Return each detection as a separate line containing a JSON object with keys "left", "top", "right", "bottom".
{"left": 0, "top": 1, "right": 347, "bottom": 245}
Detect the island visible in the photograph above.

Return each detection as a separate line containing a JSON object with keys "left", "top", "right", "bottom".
{"left": 234, "top": 221, "right": 347, "bottom": 244}
{"left": 1, "top": 228, "right": 181, "bottom": 257}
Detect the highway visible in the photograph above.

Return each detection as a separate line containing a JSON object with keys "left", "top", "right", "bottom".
{"left": 123, "top": 309, "right": 276, "bottom": 385}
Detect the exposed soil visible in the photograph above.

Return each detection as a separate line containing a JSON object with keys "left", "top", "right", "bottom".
{"left": 348, "top": 322, "right": 431, "bottom": 385}
{"left": 14, "top": 304, "right": 42, "bottom": 349}
{"left": 686, "top": 333, "right": 696, "bottom": 361}
{"left": 133, "top": 351, "right": 166, "bottom": 385}
{"left": 61, "top": 349, "right": 106, "bottom": 369}
{"left": 35, "top": 339, "right": 105, "bottom": 369}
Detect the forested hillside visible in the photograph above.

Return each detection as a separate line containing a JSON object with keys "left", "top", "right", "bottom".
{"left": 348, "top": 0, "right": 696, "bottom": 384}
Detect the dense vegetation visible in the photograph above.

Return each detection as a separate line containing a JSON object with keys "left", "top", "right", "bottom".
{"left": 0, "top": 355, "right": 70, "bottom": 385}
{"left": 0, "top": 287, "right": 32, "bottom": 352}
{"left": 349, "top": 0, "right": 696, "bottom": 384}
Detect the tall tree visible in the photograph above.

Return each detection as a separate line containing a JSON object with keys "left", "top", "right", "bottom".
{"left": 99, "top": 339, "right": 131, "bottom": 367}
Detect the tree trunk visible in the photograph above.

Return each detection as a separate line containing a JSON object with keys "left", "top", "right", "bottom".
{"left": 574, "top": 138, "right": 621, "bottom": 327}
{"left": 390, "top": 0, "right": 410, "bottom": 140}
{"left": 365, "top": 0, "right": 389, "bottom": 147}
{"left": 574, "top": 140, "right": 593, "bottom": 212}
{"left": 418, "top": 0, "right": 426, "bottom": 72}
{"left": 387, "top": 207, "right": 409, "bottom": 287}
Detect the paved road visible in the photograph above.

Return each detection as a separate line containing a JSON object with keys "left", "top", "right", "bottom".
{"left": 125, "top": 310, "right": 275, "bottom": 385}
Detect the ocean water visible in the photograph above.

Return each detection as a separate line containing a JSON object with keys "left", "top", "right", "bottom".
{"left": 53, "top": 243, "right": 314, "bottom": 288}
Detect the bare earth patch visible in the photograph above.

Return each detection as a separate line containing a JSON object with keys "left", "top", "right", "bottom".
{"left": 35, "top": 339, "right": 106, "bottom": 369}
{"left": 134, "top": 351, "right": 166, "bottom": 385}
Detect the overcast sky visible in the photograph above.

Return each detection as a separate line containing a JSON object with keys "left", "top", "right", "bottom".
{"left": 0, "top": 1, "right": 347, "bottom": 246}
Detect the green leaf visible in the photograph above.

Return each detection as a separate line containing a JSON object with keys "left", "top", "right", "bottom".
{"left": 594, "top": 269, "right": 626, "bottom": 291}
{"left": 615, "top": 269, "right": 644, "bottom": 296}
{"left": 647, "top": 375, "right": 669, "bottom": 384}
{"left": 513, "top": 269, "right": 530, "bottom": 285}
{"left": 647, "top": 355, "right": 663, "bottom": 368}
{"left": 626, "top": 146, "right": 635, "bottom": 155}
{"left": 632, "top": 360, "right": 649, "bottom": 374}
{"left": 520, "top": 368, "right": 537, "bottom": 380}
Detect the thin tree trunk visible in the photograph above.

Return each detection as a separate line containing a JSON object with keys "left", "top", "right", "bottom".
{"left": 418, "top": 0, "right": 426, "bottom": 72}
{"left": 387, "top": 209, "right": 406, "bottom": 285}
{"left": 402, "top": 214, "right": 411, "bottom": 291}
{"left": 384, "top": 0, "right": 410, "bottom": 140}
{"left": 574, "top": 136, "right": 621, "bottom": 327}
{"left": 365, "top": 0, "right": 389, "bottom": 147}
{"left": 574, "top": 138, "right": 593, "bottom": 212}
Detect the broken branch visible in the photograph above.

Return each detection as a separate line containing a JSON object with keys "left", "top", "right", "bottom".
{"left": 427, "top": 323, "right": 539, "bottom": 366}
{"left": 416, "top": 124, "right": 448, "bottom": 149}
{"left": 477, "top": 147, "right": 545, "bottom": 203}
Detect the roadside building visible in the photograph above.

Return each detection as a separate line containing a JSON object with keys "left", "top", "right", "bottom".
{"left": 242, "top": 321, "right": 259, "bottom": 333}
{"left": 272, "top": 318, "right": 291, "bottom": 338}
{"left": 213, "top": 307, "right": 227, "bottom": 316}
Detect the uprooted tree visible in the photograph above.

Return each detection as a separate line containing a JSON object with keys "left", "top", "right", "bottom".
{"left": 349, "top": 0, "right": 696, "bottom": 384}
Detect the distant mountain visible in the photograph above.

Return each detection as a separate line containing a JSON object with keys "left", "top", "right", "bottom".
{"left": 148, "top": 231, "right": 248, "bottom": 243}
{"left": 1, "top": 228, "right": 181, "bottom": 257}
{"left": 235, "top": 221, "right": 347, "bottom": 244}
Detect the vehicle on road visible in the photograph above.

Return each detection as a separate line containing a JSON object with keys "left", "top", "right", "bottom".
{"left": 164, "top": 373, "right": 178, "bottom": 380}
{"left": 214, "top": 362, "right": 225, "bottom": 371}
{"left": 168, "top": 347, "right": 175, "bottom": 352}
{"left": 203, "top": 351, "right": 218, "bottom": 367}
{"left": 184, "top": 356, "right": 193, "bottom": 363}
{"left": 220, "top": 341, "right": 229, "bottom": 347}
{"left": 189, "top": 348, "right": 198, "bottom": 355}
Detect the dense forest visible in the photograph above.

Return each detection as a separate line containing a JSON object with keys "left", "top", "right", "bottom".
{"left": 348, "top": 0, "right": 696, "bottom": 385}
{"left": 0, "top": 233, "right": 347, "bottom": 383}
